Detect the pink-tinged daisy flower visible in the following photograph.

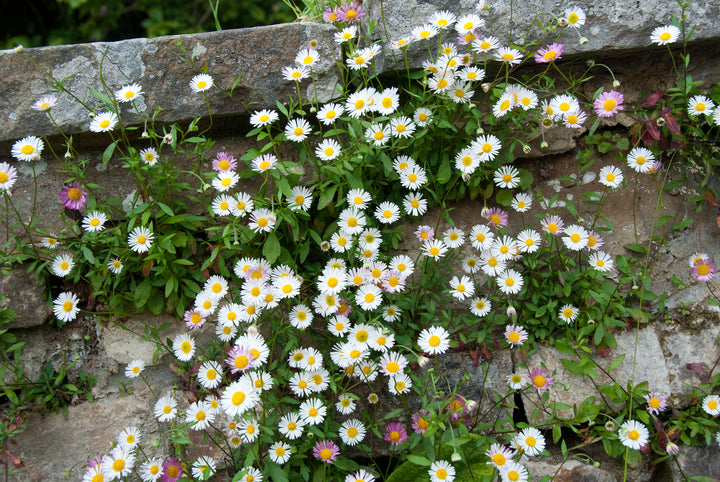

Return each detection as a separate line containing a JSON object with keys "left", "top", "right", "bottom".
{"left": 530, "top": 366, "right": 555, "bottom": 393}
{"left": 586, "top": 231, "right": 604, "bottom": 250}
{"left": 162, "top": 457, "right": 183, "bottom": 481}
{"left": 339, "top": 1, "right": 364, "bottom": 23}
{"left": 0, "top": 162, "right": 18, "bottom": 191}
{"left": 504, "top": 324, "right": 528, "bottom": 348}
{"left": 411, "top": 410, "right": 431, "bottom": 434}
{"left": 212, "top": 152, "right": 237, "bottom": 172}
{"left": 541, "top": 214, "right": 564, "bottom": 235}
{"left": 183, "top": 309, "right": 206, "bottom": 329}
{"left": 59, "top": 182, "right": 88, "bottom": 210}
{"left": 225, "top": 345, "right": 256, "bottom": 374}
{"left": 485, "top": 443, "right": 516, "bottom": 469}
{"left": 445, "top": 395, "right": 472, "bottom": 423}
{"left": 534, "top": 43, "right": 564, "bottom": 63}
{"left": 415, "top": 225, "right": 434, "bottom": 242}
{"left": 692, "top": 257, "right": 717, "bottom": 282}
{"left": 383, "top": 422, "right": 407, "bottom": 446}
{"left": 645, "top": 391, "right": 668, "bottom": 415}
{"left": 594, "top": 90, "right": 624, "bottom": 117}
{"left": 323, "top": 7, "right": 341, "bottom": 22}
{"left": 31, "top": 94, "right": 58, "bottom": 112}
{"left": 313, "top": 440, "right": 340, "bottom": 464}
{"left": 485, "top": 207, "right": 508, "bottom": 228}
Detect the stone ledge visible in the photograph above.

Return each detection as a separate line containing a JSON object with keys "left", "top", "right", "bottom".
{"left": 366, "top": 0, "right": 720, "bottom": 71}
{"left": 0, "top": 22, "right": 341, "bottom": 142}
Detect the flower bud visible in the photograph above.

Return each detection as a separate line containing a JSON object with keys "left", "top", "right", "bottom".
{"left": 163, "top": 134, "right": 174, "bottom": 145}
{"left": 481, "top": 83, "right": 490, "bottom": 93}
{"left": 465, "top": 399, "right": 478, "bottom": 411}
{"left": 579, "top": 36, "right": 589, "bottom": 45}
{"left": 522, "top": 144, "right": 532, "bottom": 154}
{"left": 586, "top": 59, "right": 595, "bottom": 67}
{"left": 451, "top": 451, "right": 462, "bottom": 462}
{"left": 612, "top": 80, "right": 621, "bottom": 88}
{"left": 13, "top": 45, "right": 24, "bottom": 54}
{"left": 506, "top": 305, "right": 517, "bottom": 318}
{"left": 417, "top": 356, "right": 430, "bottom": 367}
{"left": 605, "top": 421, "right": 616, "bottom": 431}
{"left": 666, "top": 442, "right": 679, "bottom": 455}
{"left": 656, "top": 117, "right": 666, "bottom": 127}
{"left": 540, "top": 141, "right": 549, "bottom": 149}
{"left": 558, "top": 18, "right": 568, "bottom": 27}
{"left": 593, "top": 462, "right": 600, "bottom": 468}
{"left": 141, "top": 130, "right": 149, "bottom": 138}
{"left": 247, "top": 325, "right": 259, "bottom": 336}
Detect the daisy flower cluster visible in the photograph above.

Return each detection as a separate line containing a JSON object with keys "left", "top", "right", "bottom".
{"left": 12, "top": 1, "right": 720, "bottom": 480}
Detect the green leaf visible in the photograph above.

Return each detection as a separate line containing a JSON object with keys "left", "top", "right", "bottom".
{"left": 102, "top": 140, "right": 117, "bottom": 165}
{"left": 436, "top": 158, "right": 452, "bottom": 184}
{"left": 263, "top": 232, "right": 281, "bottom": 264}
{"left": 608, "top": 354, "right": 625, "bottom": 372}
{"left": 80, "top": 246, "right": 95, "bottom": 264}
{"left": 671, "top": 219, "right": 693, "bottom": 230}
{"left": 134, "top": 279, "right": 152, "bottom": 308}
{"left": 406, "top": 455, "right": 432, "bottom": 466}
{"left": 624, "top": 243, "right": 647, "bottom": 254}
{"left": 495, "top": 189, "right": 513, "bottom": 206}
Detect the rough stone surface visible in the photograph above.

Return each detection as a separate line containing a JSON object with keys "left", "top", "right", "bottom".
{"left": 0, "top": 22, "right": 341, "bottom": 141}
{"left": 659, "top": 445, "right": 720, "bottom": 482}
{"left": 526, "top": 458, "right": 619, "bottom": 481}
{"left": 365, "top": 0, "right": 720, "bottom": 71}
{"left": 517, "top": 327, "right": 671, "bottom": 422}
{"left": 0, "top": 266, "right": 47, "bottom": 329}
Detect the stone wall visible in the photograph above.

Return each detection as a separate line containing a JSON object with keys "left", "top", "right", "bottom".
{"left": 2, "top": 1, "right": 720, "bottom": 481}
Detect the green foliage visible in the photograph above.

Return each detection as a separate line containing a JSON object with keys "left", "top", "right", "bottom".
{"left": 2, "top": 0, "right": 294, "bottom": 49}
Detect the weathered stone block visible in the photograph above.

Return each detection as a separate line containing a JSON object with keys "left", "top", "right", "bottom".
{"left": 0, "top": 22, "right": 342, "bottom": 142}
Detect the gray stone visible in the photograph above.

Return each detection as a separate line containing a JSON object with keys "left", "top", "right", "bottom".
{"left": 658, "top": 320, "right": 720, "bottom": 407}
{"left": 0, "top": 22, "right": 341, "bottom": 142}
{"left": 365, "top": 0, "right": 720, "bottom": 71}
{"left": 659, "top": 445, "right": 720, "bottom": 482}
{"left": 526, "top": 458, "right": 619, "bottom": 481}
{"left": 0, "top": 266, "right": 47, "bottom": 329}
{"left": 518, "top": 327, "right": 671, "bottom": 423}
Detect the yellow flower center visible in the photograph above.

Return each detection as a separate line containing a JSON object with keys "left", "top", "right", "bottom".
{"left": 293, "top": 127, "right": 304, "bottom": 136}
{"left": 259, "top": 114, "right": 269, "bottom": 122}
{"left": 429, "top": 247, "right": 440, "bottom": 256}
{"left": 320, "top": 448, "right": 332, "bottom": 460}
{"left": 418, "top": 113, "right": 428, "bottom": 121}
{"left": 63, "top": 301, "right": 74, "bottom": 312}
{"left": 547, "top": 223, "right": 558, "bottom": 233}
{"left": 660, "top": 32, "right": 671, "bottom": 41}
{"left": 345, "top": 9, "right": 357, "bottom": 19}
{"left": 709, "top": 399, "right": 718, "bottom": 409}
{"left": 181, "top": 341, "right": 192, "bottom": 353}
{"left": 603, "top": 99, "right": 617, "bottom": 111}
{"left": 533, "top": 375, "right": 546, "bottom": 387}
{"left": 232, "top": 391, "right": 246, "bottom": 405}
{"left": 437, "top": 468, "right": 447, "bottom": 479}
{"left": 309, "top": 407, "right": 318, "bottom": 417}
{"left": 649, "top": 398, "right": 660, "bottom": 408}
{"left": 389, "top": 430, "right": 401, "bottom": 442}
{"left": 500, "top": 99, "right": 510, "bottom": 111}
{"left": 374, "top": 131, "right": 384, "bottom": 140}
{"left": 526, "top": 436, "right": 536, "bottom": 446}
{"left": 698, "top": 264, "right": 711, "bottom": 276}
{"left": 206, "top": 369, "right": 217, "bottom": 379}
{"left": 113, "top": 460, "right": 125, "bottom": 472}
{"left": 235, "top": 355, "right": 249, "bottom": 369}
{"left": 386, "top": 361, "right": 399, "bottom": 373}
{"left": 508, "top": 332, "right": 519, "bottom": 343}
{"left": 503, "top": 174, "right": 513, "bottom": 183}
{"left": 569, "top": 13, "right": 579, "bottom": 23}
{"left": 437, "top": 79, "right": 448, "bottom": 89}
{"left": 354, "top": 100, "right": 365, "bottom": 109}
{"left": 429, "top": 335, "right": 441, "bottom": 347}
{"left": 347, "top": 427, "right": 358, "bottom": 437}
{"left": 696, "top": 102, "right": 706, "bottom": 111}
{"left": 303, "top": 56, "right": 313, "bottom": 64}
{"left": 493, "top": 453, "right": 506, "bottom": 465}
{"left": 629, "top": 429, "right": 640, "bottom": 440}
{"left": 571, "top": 233, "right": 581, "bottom": 243}
{"left": 197, "top": 81, "right": 207, "bottom": 89}
{"left": 637, "top": 157, "right": 646, "bottom": 165}
{"left": 501, "top": 53, "right": 514, "bottom": 61}
{"left": 68, "top": 188, "right": 82, "bottom": 201}
{"left": 257, "top": 217, "right": 268, "bottom": 227}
